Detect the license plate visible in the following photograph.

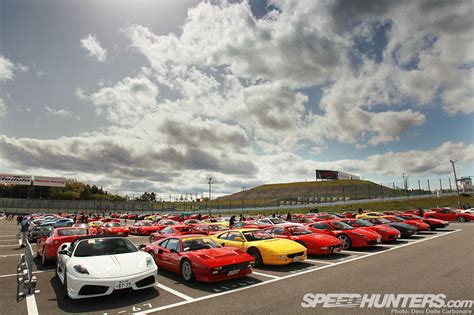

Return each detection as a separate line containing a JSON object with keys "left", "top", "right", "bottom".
{"left": 333, "top": 247, "right": 341, "bottom": 253}
{"left": 293, "top": 256, "right": 301, "bottom": 262}
{"left": 227, "top": 269, "right": 240, "bottom": 276}
{"left": 115, "top": 280, "right": 131, "bottom": 290}
{"left": 377, "top": 238, "right": 381, "bottom": 243}
{"left": 118, "top": 232, "right": 123, "bottom": 235}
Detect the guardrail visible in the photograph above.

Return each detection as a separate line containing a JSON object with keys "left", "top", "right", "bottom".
{"left": 17, "top": 240, "right": 37, "bottom": 301}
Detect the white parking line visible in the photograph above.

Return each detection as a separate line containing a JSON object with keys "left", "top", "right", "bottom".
{"left": 251, "top": 271, "right": 280, "bottom": 279}
{"left": 0, "top": 244, "right": 19, "bottom": 247}
{"left": 341, "top": 250, "right": 371, "bottom": 255}
{"left": 0, "top": 239, "right": 17, "bottom": 242}
{"left": 156, "top": 283, "right": 194, "bottom": 301}
{"left": 138, "top": 229, "right": 460, "bottom": 314}
{"left": 0, "top": 269, "right": 54, "bottom": 278}
{"left": 0, "top": 254, "right": 22, "bottom": 258}
{"left": 304, "top": 259, "right": 335, "bottom": 265}
{"left": 26, "top": 294, "right": 39, "bottom": 315}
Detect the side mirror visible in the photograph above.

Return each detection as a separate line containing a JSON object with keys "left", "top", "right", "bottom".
{"left": 234, "top": 237, "right": 244, "bottom": 242}
{"left": 58, "top": 250, "right": 70, "bottom": 256}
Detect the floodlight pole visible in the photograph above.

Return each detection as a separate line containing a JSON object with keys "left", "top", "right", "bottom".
{"left": 450, "top": 160, "right": 461, "bottom": 207}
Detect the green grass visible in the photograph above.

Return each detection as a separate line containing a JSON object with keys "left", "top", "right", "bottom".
{"left": 252, "top": 180, "right": 375, "bottom": 191}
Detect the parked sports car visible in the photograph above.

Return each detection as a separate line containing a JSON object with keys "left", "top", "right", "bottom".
{"left": 56, "top": 236, "right": 157, "bottom": 299}
{"left": 145, "top": 235, "right": 254, "bottom": 282}
{"left": 183, "top": 219, "right": 201, "bottom": 225}
{"left": 149, "top": 225, "right": 206, "bottom": 242}
{"left": 287, "top": 217, "right": 314, "bottom": 224}
{"left": 382, "top": 215, "right": 430, "bottom": 231}
{"left": 425, "top": 208, "right": 473, "bottom": 222}
{"left": 213, "top": 229, "right": 307, "bottom": 266}
{"left": 338, "top": 219, "right": 400, "bottom": 243}
{"left": 364, "top": 217, "right": 417, "bottom": 238}
{"left": 28, "top": 225, "right": 54, "bottom": 243}
{"left": 265, "top": 224, "right": 343, "bottom": 255}
{"left": 257, "top": 217, "right": 288, "bottom": 225}
{"left": 97, "top": 222, "right": 130, "bottom": 237}
{"left": 306, "top": 221, "right": 382, "bottom": 250}
{"left": 397, "top": 214, "right": 449, "bottom": 230}
{"left": 37, "top": 227, "right": 90, "bottom": 265}
{"left": 194, "top": 224, "right": 229, "bottom": 235}
{"left": 129, "top": 220, "right": 161, "bottom": 236}
{"left": 230, "top": 221, "right": 271, "bottom": 229}
{"left": 40, "top": 218, "right": 74, "bottom": 228}
{"left": 355, "top": 212, "right": 383, "bottom": 219}
{"left": 72, "top": 223, "right": 97, "bottom": 235}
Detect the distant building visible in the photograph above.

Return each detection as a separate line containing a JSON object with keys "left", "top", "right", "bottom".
{"left": 460, "top": 177, "right": 472, "bottom": 192}
{"left": 315, "top": 170, "right": 360, "bottom": 181}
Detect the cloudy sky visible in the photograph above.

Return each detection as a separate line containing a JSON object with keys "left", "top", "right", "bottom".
{"left": 0, "top": 0, "right": 473, "bottom": 198}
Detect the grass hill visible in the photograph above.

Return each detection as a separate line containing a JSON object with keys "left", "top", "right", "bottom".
{"left": 217, "top": 180, "right": 400, "bottom": 204}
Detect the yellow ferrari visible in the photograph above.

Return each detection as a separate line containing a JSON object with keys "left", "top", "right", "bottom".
{"left": 201, "top": 218, "right": 229, "bottom": 227}
{"left": 212, "top": 229, "right": 307, "bottom": 266}
{"left": 356, "top": 212, "right": 384, "bottom": 219}
{"left": 89, "top": 220, "right": 104, "bottom": 228}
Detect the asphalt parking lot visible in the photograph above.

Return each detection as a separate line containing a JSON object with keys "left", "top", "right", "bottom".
{"left": 0, "top": 218, "right": 472, "bottom": 315}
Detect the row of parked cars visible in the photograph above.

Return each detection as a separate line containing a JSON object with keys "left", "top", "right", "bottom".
{"left": 25, "top": 207, "right": 469, "bottom": 299}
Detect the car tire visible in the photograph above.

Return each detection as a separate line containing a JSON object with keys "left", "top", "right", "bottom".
{"left": 247, "top": 247, "right": 263, "bottom": 266}
{"left": 337, "top": 234, "right": 352, "bottom": 250}
{"left": 457, "top": 216, "right": 467, "bottom": 222}
{"left": 181, "top": 259, "right": 195, "bottom": 282}
{"left": 63, "top": 269, "right": 70, "bottom": 299}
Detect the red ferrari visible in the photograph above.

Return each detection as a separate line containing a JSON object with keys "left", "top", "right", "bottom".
{"left": 382, "top": 215, "right": 430, "bottom": 231}
{"left": 265, "top": 224, "right": 343, "bottom": 255}
{"left": 230, "top": 221, "right": 271, "bottom": 229}
{"left": 72, "top": 223, "right": 97, "bottom": 235}
{"left": 306, "top": 220, "right": 382, "bottom": 250}
{"left": 145, "top": 235, "right": 255, "bottom": 282}
{"left": 338, "top": 219, "right": 400, "bottom": 243}
{"left": 425, "top": 208, "right": 473, "bottom": 222}
{"left": 397, "top": 214, "right": 449, "bottom": 230}
{"left": 154, "top": 219, "right": 180, "bottom": 231}
{"left": 97, "top": 222, "right": 130, "bottom": 236}
{"left": 129, "top": 220, "right": 161, "bottom": 235}
{"left": 149, "top": 225, "right": 206, "bottom": 242}
{"left": 194, "top": 224, "right": 229, "bottom": 235}
{"left": 37, "top": 227, "right": 90, "bottom": 265}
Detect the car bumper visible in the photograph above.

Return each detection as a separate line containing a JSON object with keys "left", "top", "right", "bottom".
{"left": 195, "top": 267, "right": 252, "bottom": 282}
{"left": 352, "top": 237, "right": 382, "bottom": 248}
{"left": 66, "top": 267, "right": 158, "bottom": 299}
{"left": 307, "top": 245, "right": 342, "bottom": 256}
{"left": 263, "top": 251, "right": 307, "bottom": 265}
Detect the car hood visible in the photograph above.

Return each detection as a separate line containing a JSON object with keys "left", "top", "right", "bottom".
{"left": 389, "top": 223, "right": 417, "bottom": 231}
{"left": 188, "top": 248, "right": 253, "bottom": 266}
{"left": 70, "top": 251, "right": 150, "bottom": 278}
{"left": 298, "top": 234, "right": 342, "bottom": 246}
{"left": 253, "top": 238, "right": 306, "bottom": 253}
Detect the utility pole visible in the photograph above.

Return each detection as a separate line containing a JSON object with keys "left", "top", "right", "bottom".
{"left": 208, "top": 177, "right": 213, "bottom": 201}
{"left": 450, "top": 160, "right": 461, "bottom": 207}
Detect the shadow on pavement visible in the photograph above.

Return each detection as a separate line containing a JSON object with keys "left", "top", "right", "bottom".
{"left": 50, "top": 276, "right": 160, "bottom": 313}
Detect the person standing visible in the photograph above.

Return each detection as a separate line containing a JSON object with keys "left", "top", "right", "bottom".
{"left": 286, "top": 212, "right": 291, "bottom": 221}
{"left": 20, "top": 217, "right": 30, "bottom": 248}
{"left": 229, "top": 215, "right": 236, "bottom": 227}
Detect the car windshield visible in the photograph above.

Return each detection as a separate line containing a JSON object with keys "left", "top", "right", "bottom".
{"left": 391, "top": 216, "right": 405, "bottom": 222}
{"left": 175, "top": 226, "right": 199, "bottom": 233}
{"left": 107, "top": 223, "right": 122, "bottom": 227}
{"left": 330, "top": 221, "right": 354, "bottom": 230}
{"left": 354, "top": 219, "right": 373, "bottom": 227}
{"left": 208, "top": 224, "right": 228, "bottom": 231}
{"left": 182, "top": 237, "right": 220, "bottom": 251}
{"left": 58, "top": 229, "right": 88, "bottom": 236}
{"left": 74, "top": 238, "right": 138, "bottom": 257}
{"left": 73, "top": 224, "right": 90, "bottom": 228}
{"left": 377, "top": 218, "right": 392, "bottom": 224}
{"left": 242, "top": 231, "right": 273, "bottom": 241}
{"left": 287, "top": 226, "right": 312, "bottom": 235}
{"left": 270, "top": 218, "right": 286, "bottom": 224}
{"left": 185, "top": 219, "right": 199, "bottom": 224}
{"left": 140, "top": 221, "right": 153, "bottom": 226}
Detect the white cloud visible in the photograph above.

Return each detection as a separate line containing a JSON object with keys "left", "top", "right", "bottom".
{"left": 80, "top": 35, "right": 107, "bottom": 62}
{"left": 45, "top": 106, "right": 80, "bottom": 120}
{"left": 0, "top": 55, "right": 28, "bottom": 81}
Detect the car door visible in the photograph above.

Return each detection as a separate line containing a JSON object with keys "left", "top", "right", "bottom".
{"left": 222, "top": 231, "right": 245, "bottom": 250}
{"left": 153, "top": 239, "right": 169, "bottom": 269}
{"left": 309, "top": 223, "right": 334, "bottom": 236}
{"left": 164, "top": 238, "right": 181, "bottom": 273}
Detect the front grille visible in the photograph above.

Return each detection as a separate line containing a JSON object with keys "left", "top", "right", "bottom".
{"left": 78, "top": 285, "right": 109, "bottom": 295}
{"left": 287, "top": 252, "right": 304, "bottom": 258}
{"left": 367, "top": 240, "right": 377, "bottom": 245}
{"left": 135, "top": 275, "right": 155, "bottom": 288}
{"left": 219, "top": 262, "right": 251, "bottom": 273}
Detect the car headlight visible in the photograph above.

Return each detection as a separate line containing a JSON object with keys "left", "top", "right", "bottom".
{"left": 73, "top": 265, "right": 89, "bottom": 275}
{"left": 146, "top": 257, "right": 153, "bottom": 268}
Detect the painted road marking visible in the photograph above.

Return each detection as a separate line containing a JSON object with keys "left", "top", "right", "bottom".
{"left": 137, "top": 229, "right": 460, "bottom": 314}
{"left": 341, "top": 250, "right": 371, "bottom": 255}
{"left": 26, "top": 294, "right": 39, "bottom": 315}
{"left": 156, "top": 283, "right": 194, "bottom": 301}
{"left": 0, "top": 269, "right": 54, "bottom": 278}
{"left": 304, "top": 259, "right": 335, "bottom": 265}
{"left": 251, "top": 271, "right": 280, "bottom": 279}
{"left": 0, "top": 254, "right": 22, "bottom": 258}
